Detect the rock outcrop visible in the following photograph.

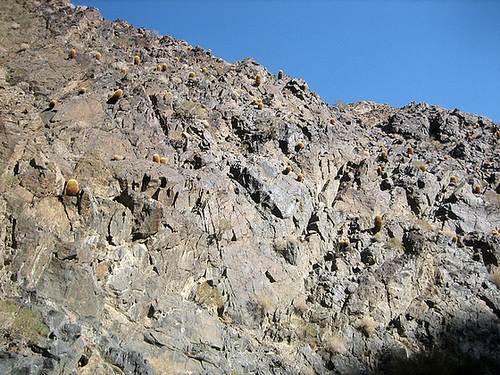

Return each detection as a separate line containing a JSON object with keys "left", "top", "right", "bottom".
{"left": 0, "top": 0, "right": 499, "bottom": 374}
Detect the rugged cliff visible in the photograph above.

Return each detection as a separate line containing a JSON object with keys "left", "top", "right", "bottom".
{"left": 1, "top": 0, "right": 499, "bottom": 374}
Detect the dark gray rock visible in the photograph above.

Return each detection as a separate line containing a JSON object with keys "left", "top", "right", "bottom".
{"left": 0, "top": 0, "right": 499, "bottom": 374}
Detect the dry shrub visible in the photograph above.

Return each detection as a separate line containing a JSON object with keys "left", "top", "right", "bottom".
{"left": 491, "top": 267, "right": 500, "bottom": 289}
{"left": 324, "top": 335, "right": 346, "bottom": 355}
{"left": 293, "top": 296, "right": 308, "bottom": 316}
{"left": 355, "top": 316, "right": 377, "bottom": 337}
{"left": 255, "top": 291, "right": 273, "bottom": 316}
{"left": 195, "top": 282, "right": 223, "bottom": 309}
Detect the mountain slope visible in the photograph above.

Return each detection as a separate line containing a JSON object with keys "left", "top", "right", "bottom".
{"left": 0, "top": 0, "right": 499, "bottom": 374}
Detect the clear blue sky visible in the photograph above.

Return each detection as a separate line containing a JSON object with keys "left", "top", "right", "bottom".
{"left": 72, "top": 0, "right": 499, "bottom": 121}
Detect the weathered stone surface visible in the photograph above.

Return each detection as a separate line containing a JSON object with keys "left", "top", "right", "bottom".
{"left": 0, "top": 0, "right": 499, "bottom": 374}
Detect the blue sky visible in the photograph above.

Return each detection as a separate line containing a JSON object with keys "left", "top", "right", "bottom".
{"left": 72, "top": 0, "right": 499, "bottom": 121}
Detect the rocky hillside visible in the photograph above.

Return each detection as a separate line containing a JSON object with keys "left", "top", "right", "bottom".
{"left": 1, "top": 0, "right": 500, "bottom": 374}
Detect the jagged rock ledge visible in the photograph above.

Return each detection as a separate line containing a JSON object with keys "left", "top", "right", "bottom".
{"left": 0, "top": 0, "right": 499, "bottom": 374}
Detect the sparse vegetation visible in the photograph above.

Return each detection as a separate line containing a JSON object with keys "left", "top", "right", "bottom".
{"left": 340, "top": 238, "right": 350, "bottom": 248}
{"left": 324, "top": 334, "right": 346, "bottom": 355}
{"left": 296, "top": 321, "right": 319, "bottom": 350}
{"left": 254, "top": 291, "right": 273, "bottom": 317}
{"left": 215, "top": 217, "right": 232, "bottom": 241}
{"left": 0, "top": 301, "right": 48, "bottom": 350}
{"left": 4, "top": 2, "right": 500, "bottom": 373}
{"left": 0, "top": 170, "right": 19, "bottom": 187}
{"left": 195, "top": 282, "right": 223, "bottom": 309}
{"left": 374, "top": 215, "right": 383, "bottom": 233}
{"left": 293, "top": 297, "right": 308, "bottom": 316}
{"left": 490, "top": 267, "right": 500, "bottom": 288}
{"left": 174, "top": 100, "right": 207, "bottom": 120}
{"left": 111, "top": 35, "right": 134, "bottom": 49}
{"left": 387, "top": 237, "right": 403, "bottom": 250}
{"left": 148, "top": 352, "right": 176, "bottom": 375}
{"left": 413, "top": 161, "right": 426, "bottom": 172}
{"left": 355, "top": 316, "right": 377, "bottom": 337}
{"left": 65, "top": 178, "right": 79, "bottom": 195}
{"left": 108, "top": 89, "right": 123, "bottom": 104}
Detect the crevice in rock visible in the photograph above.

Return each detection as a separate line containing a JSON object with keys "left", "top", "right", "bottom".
{"left": 479, "top": 295, "right": 500, "bottom": 319}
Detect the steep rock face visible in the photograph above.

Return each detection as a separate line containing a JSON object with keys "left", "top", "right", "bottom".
{"left": 0, "top": 1, "right": 499, "bottom": 374}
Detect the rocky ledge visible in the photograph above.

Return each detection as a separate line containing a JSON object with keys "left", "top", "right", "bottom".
{"left": 0, "top": 0, "right": 499, "bottom": 374}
